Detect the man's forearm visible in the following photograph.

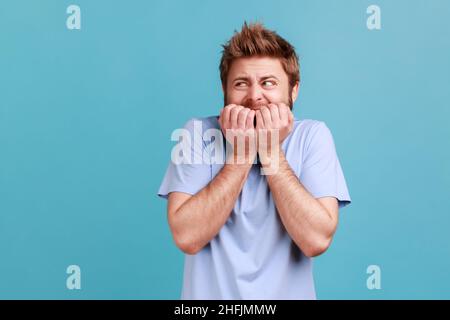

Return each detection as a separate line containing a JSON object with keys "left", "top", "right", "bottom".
{"left": 171, "top": 163, "right": 252, "bottom": 254}
{"left": 265, "top": 151, "right": 337, "bottom": 257}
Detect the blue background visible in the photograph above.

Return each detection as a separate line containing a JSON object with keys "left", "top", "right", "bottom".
{"left": 1, "top": 0, "right": 449, "bottom": 299}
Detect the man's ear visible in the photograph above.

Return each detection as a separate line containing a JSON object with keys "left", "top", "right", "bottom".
{"left": 291, "top": 81, "right": 299, "bottom": 103}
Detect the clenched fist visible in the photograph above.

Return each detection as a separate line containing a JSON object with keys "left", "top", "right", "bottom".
{"left": 255, "top": 103, "right": 294, "bottom": 172}
{"left": 219, "top": 103, "right": 294, "bottom": 168}
{"left": 218, "top": 104, "right": 257, "bottom": 165}
{"left": 255, "top": 103, "right": 294, "bottom": 143}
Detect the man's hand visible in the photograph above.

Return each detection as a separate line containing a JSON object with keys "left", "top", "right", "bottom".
{"left": 255, "top": 103, "right": 294, "bottom": 143}
{"left": 255, "top": 103, "right": 294, "bottom": 170}
{"left": 219, "top": 104, "right": 257, "bottom": 165}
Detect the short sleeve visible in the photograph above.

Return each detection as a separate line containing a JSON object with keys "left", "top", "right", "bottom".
{"left": 157, "top": 118, "right": 212, "bottom": 199}
{"left": 299, "top": 122, "right": 351, "bottom": 208}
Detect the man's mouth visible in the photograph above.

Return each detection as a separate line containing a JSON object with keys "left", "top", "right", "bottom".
{"left": 245, "top": 103, "right": 268, "bottom": 110}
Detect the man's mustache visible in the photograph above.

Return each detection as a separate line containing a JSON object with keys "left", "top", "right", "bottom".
{"left": 243, "top": 102, "right": 269, "bottom": 110}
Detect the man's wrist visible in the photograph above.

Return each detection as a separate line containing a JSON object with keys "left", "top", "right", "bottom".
{"left": 224, "top": 147, "right": 255, "bottom": 169}
{"left": 259, "top": 147, "right": 285, "bottom": 176}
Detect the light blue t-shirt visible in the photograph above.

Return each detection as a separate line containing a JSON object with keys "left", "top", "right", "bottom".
{"left": 158, "top": 116, "right": 351, "bottom": 300}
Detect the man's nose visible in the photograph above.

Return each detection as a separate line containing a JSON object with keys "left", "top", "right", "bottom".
{"left": 247, "top": 84, "right": 264, "bottom": 104}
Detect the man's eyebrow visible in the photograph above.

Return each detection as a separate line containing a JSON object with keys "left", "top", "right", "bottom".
{"left": 260, "top": 75, "right": 279, "bottom": 81}
{"left": 232, "top": 75, "right": 251, "bottom": 82}
{"left": 232, "top": 74, "right": 280, "bottom": 82}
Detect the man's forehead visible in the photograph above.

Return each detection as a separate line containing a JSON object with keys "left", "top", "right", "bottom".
{"left": 229, "top": 57, "right": 285, "bottom": 78}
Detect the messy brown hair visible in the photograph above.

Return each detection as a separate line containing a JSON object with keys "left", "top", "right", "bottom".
{"left": 219, "top": 22, "right": 300, "bottom": 107}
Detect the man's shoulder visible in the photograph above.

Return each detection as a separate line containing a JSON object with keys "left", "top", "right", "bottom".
{"left": 292, "top": 118, "right": 328, "bottom": 138}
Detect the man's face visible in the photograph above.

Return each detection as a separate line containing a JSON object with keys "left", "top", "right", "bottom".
{"left": 224, "top": 56, "right": 298, "bottom": 110}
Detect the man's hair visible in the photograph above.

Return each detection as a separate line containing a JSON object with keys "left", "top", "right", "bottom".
{"left": 219, "top": 22, "right": 300, "bottom": 92}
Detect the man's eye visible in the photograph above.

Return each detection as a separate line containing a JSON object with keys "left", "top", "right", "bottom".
{"left": 235, "top": 82, "right": 247, "bottom": 87}
{"left": 262, "top": 80, "right": 276, "bottom": 87}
